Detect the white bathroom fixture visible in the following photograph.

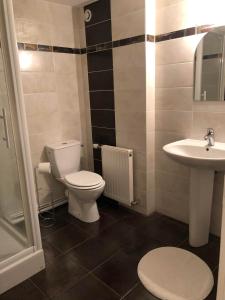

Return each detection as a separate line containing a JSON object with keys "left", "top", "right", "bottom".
{"left": 163, "top": 138, "right": 225, "bottom": 247}
{"left": 46, "top": 140, "right": 105, "bottom": 223}
{"left": 138, "top": 247, "right": 214, "bottom": 300}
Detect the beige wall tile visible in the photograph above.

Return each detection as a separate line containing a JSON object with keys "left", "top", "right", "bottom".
{"left": 116, "top": 130, "right": 146, "bottom": 153}
{"left": 24, "top": 92, "right": 58, "bottom": 117}
{"left": 192, "top": 112, "right": 225, "bottom": 142}
{"left": 13, "top": 0, "right": 82, "bottom": 208}
{"left": 55, "top": 74, "right": 78, "bottom": 93}
{"left": 156, "top": 87, "right": 193, "bottom": 111}
{"left": 21, "top": 72, "right": 56, "bottom": 94}
{"left": 13, "top": 0, "right": 51, "bottom": 24}
{"left": 156, "top": 62, "right": 193, "bottom": 88}
{"left": 19, "top": 51, "right": 54, "bottom": 72}
{"left": 112, "top": 9, "right": 145, "bottom": 41}
{"left": 113, "top": 43, "right": 146, "bottom": 71}
{"left": 156, "top": 111, "right": 192, "bottom": 135}
{"left": 155, "top": 150, "right": 190, "bottom": 177}
{"left": 111, "top": 0, "right": 145, "bottom": 19}
{"left": 49, "top": 2, "right": 75, "bottom": 47}
{"left": 15, "top": 20, "right": 52, "bottom": 45}
{"left": 156, "top": 188, "right": 189, "bottom": 223}
{"left": 114, "top": 90, "right": 146, "bottom": 113}
{"left": 53, "top": 53, "right": 76, "bottom": 74}
{"left": 116, "top": 111, "right": 146, "bottom": 134}
{"left": 114, "top": 67, "right": 146, "bottom": 91}
{"left": 156, "top": 35, "right": 203, "bottom": 65}
{"left": 156, "top": 1, "right": 194, "bottom": 35}
{"left": 155, "top": 131, "right": 186, "bottom": 152}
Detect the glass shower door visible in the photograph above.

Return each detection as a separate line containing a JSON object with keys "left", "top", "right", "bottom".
{"left": 0, "top": 41, "right": 31, "bottom": 262}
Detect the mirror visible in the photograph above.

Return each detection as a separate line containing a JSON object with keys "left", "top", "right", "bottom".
{"left": 194, "top": 26, "right": 225, "bottom": 101}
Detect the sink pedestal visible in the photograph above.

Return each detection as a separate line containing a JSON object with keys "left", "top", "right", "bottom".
{"left": 189, "top": 168, "right": 214, "bottom": 247}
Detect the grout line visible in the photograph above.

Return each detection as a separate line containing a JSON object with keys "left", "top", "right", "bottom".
{"left": 88, "top": 68, "right": 113, "bottom": 74}
{"left": 29, "top": 278, "right": 51, "bottom": 299}
{"left": 120, "top": 282, "right": 139, "bottom": 299}
{"left": 90, "top": 272, "right": 121, "bottom": 297}
{"left": 89, "top": 89, "right": 114, "bottom": 92}
{"left": 85, "top": 18, "right": 111, "bottom": 29}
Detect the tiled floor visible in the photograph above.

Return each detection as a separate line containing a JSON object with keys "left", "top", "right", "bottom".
{"left": 1, "top": 198, "right": 220, "bottom": 300}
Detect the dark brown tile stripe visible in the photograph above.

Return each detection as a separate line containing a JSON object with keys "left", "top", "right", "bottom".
{"left": 17, "top": 23, "right": 216, "bottom": 54}
{"left": 53, "top": 46, "right": 74, "bottom": 54}
{"left": 17, "top": 35, "right": 146, "bottom": 55}
{"left": 155, "top": 27, "right": 196, "bottom": 42}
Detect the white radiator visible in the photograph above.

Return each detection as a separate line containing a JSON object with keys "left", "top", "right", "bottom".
{"left": 102, "top": 145, "right": 133, "bottom": 206}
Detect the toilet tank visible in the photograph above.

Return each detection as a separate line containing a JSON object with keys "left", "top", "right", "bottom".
{"left": 45, "top": 140, "right": 81, "bottom": 179}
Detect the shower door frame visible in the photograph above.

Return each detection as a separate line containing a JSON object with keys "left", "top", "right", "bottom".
{"left": 0, "top": 0, "right": 44, "bottom": 294}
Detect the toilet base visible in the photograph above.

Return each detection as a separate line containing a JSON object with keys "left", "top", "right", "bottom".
{"left": 68, "top": 190, "right": 100, "bottom": 223}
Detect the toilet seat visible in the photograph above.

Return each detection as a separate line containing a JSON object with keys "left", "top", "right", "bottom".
{"left": 138, "top": 247, "right": 214, "bottom": 300}
{"left": 65, "top": 171, "right": 104, "bottom": 190}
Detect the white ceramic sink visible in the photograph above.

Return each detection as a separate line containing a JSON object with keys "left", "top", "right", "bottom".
{"left": 163, "top": 139, "right": 225, "bottom": 170}
{"left": 163, "top": 138, "right": 225, "bottom": 247}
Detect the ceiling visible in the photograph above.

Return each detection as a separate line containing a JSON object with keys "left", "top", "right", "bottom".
{"left": 46, "top": 0, "right": 97, "bottom": 6}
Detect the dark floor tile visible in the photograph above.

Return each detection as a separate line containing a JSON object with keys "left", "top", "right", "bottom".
{"left": 94, "top": 238, "right": 160, "bottom": 297}
{"left": 52, "top": 274, "right": 119, "bottom": 300}
{"left": 93, "top": 251, "right": 139, "bottom": 296}
{"left": 180, "top": 236, "right": 220, "bottom": 271}
{"left": 68, "top": 211, "right": 117, "bottom": 236}
{"left": 123, "top": 284, "right": 159, "bottom": 300}
{"left": 52, "top": 203, "right": 69, "bottom": 217}
{"left": 39, "top": 213, "right": 69, "bottom": 238}
{"left": 206, "top": 268, "right": 218, "bottom": 300}
{"left": 31, "top": 254, "right": 87, "bottom": 299}
{"left": 41, "top": 239, "right": 62, "bottom": 264}
{"left": 44, "top": 223, "right": 90, "bottom": 253}
{"left": 66, "top": 218, "right": 136, "bottom": 270}
{"left": 65, "top": 231, "right": 120, "bottom": 271}
{"left": 0, "top": 280, "right": 47, "bottom": 300}
{"left": 98, "top": 197, "right": 133, "bottom": 220}
{"left": 136, "top": 215, "right": 188, "bottom": 246}
{"left": 122, "top": 212, "right": 162, "bottom": 229}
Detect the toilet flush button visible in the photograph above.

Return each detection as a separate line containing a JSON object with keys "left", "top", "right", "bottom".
{"left": 138, "top": 247, "right": 214, "bottom": 300}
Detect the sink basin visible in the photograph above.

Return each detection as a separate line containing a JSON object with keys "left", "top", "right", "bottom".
{"left": 163, "top": 139, "right": 225, "bottom": 170}
{"left": 163, "top": 138, "right": 225, "bottom": 247}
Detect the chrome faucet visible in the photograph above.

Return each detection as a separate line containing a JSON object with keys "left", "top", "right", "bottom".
{"left": 204, "top": 128, "right": 215, "bottom": 146}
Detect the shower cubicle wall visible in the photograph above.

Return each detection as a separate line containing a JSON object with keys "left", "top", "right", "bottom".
{"left": 0, "top": 0, "right": 44, "bottom": 294}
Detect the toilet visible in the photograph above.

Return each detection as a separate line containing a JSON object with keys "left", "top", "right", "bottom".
{"left": 45, "top": 140, "right": 105, "bottom": 223}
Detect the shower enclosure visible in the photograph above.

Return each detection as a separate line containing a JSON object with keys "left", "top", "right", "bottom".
{"left": 0, "top": 0, "right": 44, "bottom": 294}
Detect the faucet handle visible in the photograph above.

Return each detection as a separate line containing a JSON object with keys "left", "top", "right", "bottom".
{"left": 207, "top": 128, "right": 214, "bottom": 135}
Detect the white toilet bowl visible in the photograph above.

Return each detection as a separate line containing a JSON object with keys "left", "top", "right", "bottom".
{"left": 64, "top": 171, "right": 105, "bottom": 223}
{"left": 46, "top": 140, "right": 105, "bottom": 223}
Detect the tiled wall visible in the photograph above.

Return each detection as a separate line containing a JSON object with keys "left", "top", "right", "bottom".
{"left": 12, "top": 0, "right": 82, "bottom": 209}
{"left": 111, "top": 0, "right": 152, "bottom": 214}
{"left": 78, "top": 0, "right": 155, "bottom": 214}
{"left": 155, "top": 0, "right": 225, "bottom": 235}
{"left": 84, "top": 0, "right": 115, "bottom": 175}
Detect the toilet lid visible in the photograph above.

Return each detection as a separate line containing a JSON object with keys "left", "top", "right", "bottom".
{"left": 138, "top": 247, "right": 214, "bottom": 300}
{"left": 65, "top": 171, "right": 103, "bottom": 188}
